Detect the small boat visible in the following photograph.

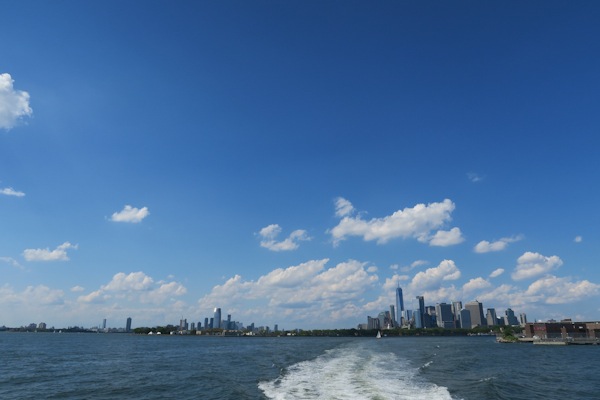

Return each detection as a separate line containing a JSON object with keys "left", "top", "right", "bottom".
{"left": 376, "top": 331, "right": 381, "bottom": 339}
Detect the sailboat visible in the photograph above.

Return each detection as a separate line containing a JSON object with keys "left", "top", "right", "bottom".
{"left": 376, "top": 330, "right": 381, "bottom": 339}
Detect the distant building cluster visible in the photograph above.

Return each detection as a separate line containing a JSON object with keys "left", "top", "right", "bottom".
{"left": 360, "top": 286, "right": 527, "bottom": 330}
{"left": 176, "top": 307, "right": 278, "bottom": 335}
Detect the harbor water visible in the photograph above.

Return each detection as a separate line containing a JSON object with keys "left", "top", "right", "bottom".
{"left": 1, "top": 332, "right": 598, "bottom": 399}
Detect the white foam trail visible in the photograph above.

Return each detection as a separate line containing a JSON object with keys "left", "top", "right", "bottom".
{"left": 259, "top": 343, "right": 453, "bottom": 400}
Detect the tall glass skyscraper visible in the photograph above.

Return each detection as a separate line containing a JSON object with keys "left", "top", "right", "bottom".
{"left": 395, "top": 286, "right": 404, "bottom": 325}
{"left": 213, "top": 307, "right": 222, "bottom": 329}
{"left": 416, "top": 295, "right": 425, "bottom": 328}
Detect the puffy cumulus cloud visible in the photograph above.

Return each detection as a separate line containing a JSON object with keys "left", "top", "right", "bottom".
{"left": 489, "top": 268, "right": 505, "bottom": 278}
{"left": 70, "top": 285, "right": 85, "bottom": 292}
{"left": 0, "top": 187, "right": 25, "bottom": 197}
{"left": 78, "top": 271, "right": 186, "bottom": 305}
{"left": 197, "top": 259, "right": 379, "bottom": 327}
{"left": 410, "top": 260, "right": 461, "bottom": 292}
{"left": 474, "top": 235, "right": 522, "bottom": 253}
{"left": 140, "top": 281, "right": 187, "bottom": 304}
{"left": 102, "top": 272, "right": 154, "bottom": 291}
{"left": 574, "top": 236, "right": 583, "bottom": 243}
{"left": 526, "top": 276, "right": 600, "bottom": 304}
{"left": 0, "top": 284, "right": 65, "bottom": 308}
{"left": 23, "top": 242, "right": 78, "bottom": 262}
{"left": 258, "top": 224, "right": 310, "bottom": 252}
{"left": 110, "top": 205, "right": 149, "bottom": 223}
{"left": 428, "top": 227, "right": 465, "bottom": 247}
{"left": 462, "top": 277, "right": 492, "bottom": 293}
{"left": 512, "top": 252, "right": 563, "bottom": 281}
{"left": 334, "top": 197, "right": 355, "bottom": 217}
{"left": 382, "top": 274, "right": 410, "bottom": 292}
{"left": 0, "top": 73, "right": 32, "bottom": 131}
{"left": 329, "top": 198, "right": 462, "bottom": 246}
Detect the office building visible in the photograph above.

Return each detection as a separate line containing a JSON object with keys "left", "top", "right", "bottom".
{"left": 213, "top": 308, "right": 222, "bottom": 329}
{"left": 126, "top": 317, "right": 132, "bottom": 332}
{"left": 504, "top": 308, "right": 519, "bottom": 325}
{"left": 519, "top": 313, "right": 528, "bottom": 327}
{"left": 459, "top": 309, "right": 472, "bottom": 329}
{"left": 396, "top": 287, "right": 404, "bottom": 325}
{"left": 390, "top": 305, "right": 396, "bottom": 327}
{"left": 465, "top": 301, "right": 486, "bottom": 328}
{"left": 436, "top": 303, "right": 455, "bottom": 328}
{"left": 486, "top": 308, "right": 497, "bottom": 327}
{"left": 452, "top": 301, "right": 462, "bottom": 328}
{"left": 415, "top": 296, "right": 425, "bottom": 328}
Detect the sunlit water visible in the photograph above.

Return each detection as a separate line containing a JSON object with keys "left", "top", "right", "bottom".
{"left": 1, "top": 332, "right": 598, "bottom": 399}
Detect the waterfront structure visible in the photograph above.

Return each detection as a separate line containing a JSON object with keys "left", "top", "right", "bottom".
{"left": 126, "top": 317, "right": 132, "bottom": 332}
{"left": 486, "top": 308, "right": 497, "bottom": 327}
{"left": 523, "top": 321, "right": 600, "bottom": 341}
{"left": 390, "top": 305, "right": 396, "bottom": 327}
{"left": 436, "top": 303, "right": 455, "bottom": 329}
{"left": 396, "top": 287, "right": 404, "bottom": 325}
{"left": 102, "top": 319, "right": 107, "bottom": 330}
{"left": 465, "top": 301, "right": 486, "bottom": 328}
{"left": 213, "top": 308, "right": 222, "bottom": 329}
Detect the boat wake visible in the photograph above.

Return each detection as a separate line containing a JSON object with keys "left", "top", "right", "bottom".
{"left": 258, "top": 342, "right": 453, "bottom": 399}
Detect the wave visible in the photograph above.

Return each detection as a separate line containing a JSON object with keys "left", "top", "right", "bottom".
{"left": 258, "top": 342, "right": 453, "bottom": 400}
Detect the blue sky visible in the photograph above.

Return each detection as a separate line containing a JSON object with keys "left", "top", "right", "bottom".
{"left": 1, "top": 1, "right": 600, "bottom": 329}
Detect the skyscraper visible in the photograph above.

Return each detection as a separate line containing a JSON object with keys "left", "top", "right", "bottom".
{"left": 452, "top": 301, "right": 463, "bottom": 328}
{"left": 415, "top": 296, "right": 425, "bottom": 328}
{"left": 396, "top": 286, "right": 404, "bottom": 325}
{"left": 504, "top": 308, "right": 519, "bottom": 325}
{"left": 436, "top": 303, "right": 454, "bottom": 328}
{"left": 126, "top": 317, "right": 132, "bottom": 332}
{"left": 390, "top": 305, "right": 396, "bottom": 327}
{"left": 486, "top": 308, "right": 497, "bottom": 327}
{"left": 213, "top": 308, "right": 222, "bottom": 329}
{"left": 519, "top": 313, "right": 528, "bottom": 327}
{"left": 460, "top": 309, "right": 472, "bottom": 329}
{"left": 465, "top": 301, "right": 486, "bottom": 327}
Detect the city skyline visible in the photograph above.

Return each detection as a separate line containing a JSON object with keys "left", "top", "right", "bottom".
{"left": 2, "top": 2, "right": 600, "bottom": 329}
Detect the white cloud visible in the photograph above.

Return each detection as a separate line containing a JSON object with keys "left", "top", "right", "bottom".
{"left": 462, "top": 277, "right": 492, "bottom": 292}
{"left": 0, "top": 187, "right": 25, "bottom": 197}
{"left": 198, "top": 259, "right": 379, "bottom": 327}
{"left": 70, "top": 286, "right": 85, "bottom": 292}
{"left": 428, "top": 227, "right": 465, "bottom": 247}
{"left": 329, "top": 198, "right": 462, "bottom": 246}
{"left": 110, "top": 205, "right": 149, "bottom": 223}
{"left": 78, "top": 271, "right": 186, "bottom": 306}
{"left": 400, "top": 260, "right": 428, "bottom": 273}
{"left": 489, "top": 268, "right": 505, "bottom": 278}
{"left": 512, "top": 252, "right": 563, "bottom": 281}
{"left": 258, "top": 224, "right": 310, "bottom": 251}
{"left": 23, "top": 242, "right": 78, "bottom": 262}
{"left": 334, "top": 197, "right": 355, "bottom": 217}
{"left": 0, "top": 257, "right": 24, "bottom": 269}
{"left": 410, "top": 260, "right": 461, "bottom": 292}
{"left": 474, "top": 235, "right": 522, "bottom": 253}
{"left": 526, "top": 275, "right": 600, "bottom": 304}
{"left": 102, "top": 272, "right": 154, "bottom": 291}
{"left": 574, "top": 236, "right": 583, "bottom": 243}
{"left": 0, "top": 73, "right": 32, "bottom": 130}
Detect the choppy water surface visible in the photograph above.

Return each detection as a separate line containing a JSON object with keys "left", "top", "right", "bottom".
{"left": 1, "top": 333, "right": 598, "bottom": 399}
